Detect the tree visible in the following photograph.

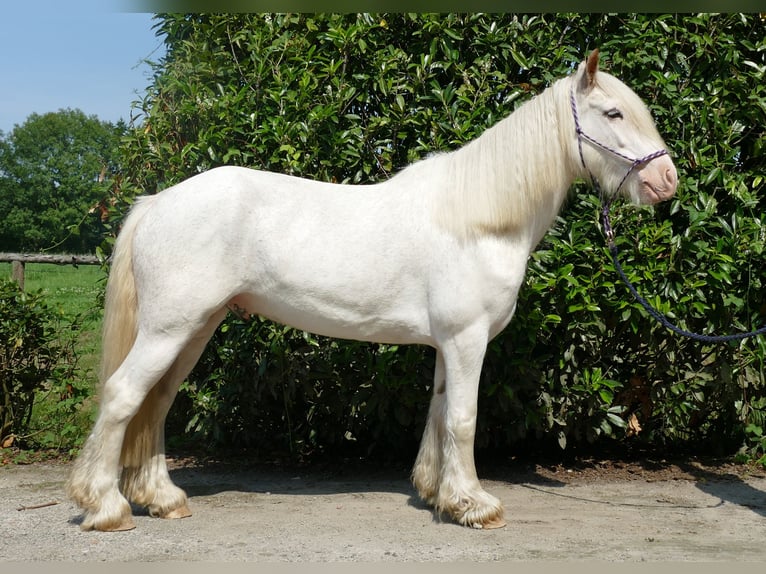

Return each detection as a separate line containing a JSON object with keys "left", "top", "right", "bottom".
{"left": 0, "top": 109, "right": 124, "bottom": 253}
{"left": 113, "top": 14, "right": 766, "bottom": 461}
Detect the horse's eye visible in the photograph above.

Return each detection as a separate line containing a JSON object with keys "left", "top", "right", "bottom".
{"left": 605, "top": 108, "right": 623, "bottom": 120}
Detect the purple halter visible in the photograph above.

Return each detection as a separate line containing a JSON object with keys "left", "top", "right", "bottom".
{"left": 569, "top": 85, "right": 669, "bottom": 198}
{"left": 573, "top": 81, "right": 766, "bottom": 343}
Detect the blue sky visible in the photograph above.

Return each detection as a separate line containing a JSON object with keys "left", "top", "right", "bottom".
{"left": 0, "top": 0, "right": 164, "bottom": 134}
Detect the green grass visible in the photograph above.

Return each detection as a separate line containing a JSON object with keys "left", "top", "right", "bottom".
{"left": 1, "top": 262, "right": 105, "bottom": 379}
{"left": 3, "top": 261, "right": 105, "bottom": 316}
{"left": 2, "top": 262, "right": 105, "bottom": 453}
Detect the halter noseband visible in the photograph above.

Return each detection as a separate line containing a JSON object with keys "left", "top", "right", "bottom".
{"left": 571, "top": 84, "right": 766, "bottom": 342}
{"left": 569, "top": 85, "right": 669, "bottom": 208}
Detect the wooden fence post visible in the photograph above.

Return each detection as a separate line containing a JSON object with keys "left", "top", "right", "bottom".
{"left": 1, "top": 253, "right": 101, "bottom": 291}
{"left": 11, "top": 260, "right": 25, "bottom": 290}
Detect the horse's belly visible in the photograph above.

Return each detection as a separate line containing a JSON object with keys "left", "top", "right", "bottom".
{"left": 227, "top": 288, "right": 433, "bottom": 346}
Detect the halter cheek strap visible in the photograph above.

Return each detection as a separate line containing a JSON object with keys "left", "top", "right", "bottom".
{"left": 569, "top": 85, "right": 669, "bottom": 199}
{"left": 571, "top": 85, "right": 766, "bottom": 342}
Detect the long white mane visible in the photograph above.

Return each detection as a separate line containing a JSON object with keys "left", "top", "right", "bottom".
{"left": 390, "top": 74, "right": 578, "bottom": 241}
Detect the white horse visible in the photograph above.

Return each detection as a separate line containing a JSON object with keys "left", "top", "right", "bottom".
{"left": 67, "top": 50, "right": 677, "bottom": 531}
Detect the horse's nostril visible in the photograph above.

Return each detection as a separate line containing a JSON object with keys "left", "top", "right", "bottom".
{"left": 666, "top": 168, "right": 678, "bottom": 188}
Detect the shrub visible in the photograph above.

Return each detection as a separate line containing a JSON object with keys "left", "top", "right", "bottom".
{"left": 0, "top": 279, "right": 88, "bottom": 450}
{"left": 167, "top": 316, "right": 433, "bottom": 460}
{"left": 115, "top": 14, "right": 765, "bottom": 463}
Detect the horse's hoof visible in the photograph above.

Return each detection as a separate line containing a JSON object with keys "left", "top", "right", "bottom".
{"left": 162, "top": 505, "right": 192, "bottom": 520}
{"left": 480, "top": 516, "right": 507, "bottom": 529}
{"left": 82, "top": 516, "right": 136, "bottom": 532}
{"left": 110, "top": 518, "right": 137, "bottom": 531}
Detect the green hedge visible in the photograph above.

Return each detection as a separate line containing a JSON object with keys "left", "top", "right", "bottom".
{"left": 0, "top": 279, "right": 87, "bottom": 450}
{"left": 115, "top": 14, "right": 766, "bottom": 463}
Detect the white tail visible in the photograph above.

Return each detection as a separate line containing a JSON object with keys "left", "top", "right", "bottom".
{"left": 99, "top": 196, "right": 157, "bottom": 385}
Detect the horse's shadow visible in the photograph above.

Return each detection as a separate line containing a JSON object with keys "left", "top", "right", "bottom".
{"left": 678, "top": 461, "right": 766, "bottom": 518}
{"left": 479, "top": 457, "right": 766, "bottom": 519}
{"left": 167, "top": 459, "right": 433, "bottom": 515}
{"left": 169, "top": 457, "right": 766, "bottom": 520}
{"left": 68, "top": 457, "right": 765, "bottom": 527}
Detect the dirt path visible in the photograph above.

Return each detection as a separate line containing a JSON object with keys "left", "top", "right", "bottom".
{"left": 2, "top": 457, "right": 765, "bottom": 562}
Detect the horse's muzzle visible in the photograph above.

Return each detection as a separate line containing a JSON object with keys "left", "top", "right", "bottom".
{"left": 638, "top": 156, "right": 678, "bottom": 204}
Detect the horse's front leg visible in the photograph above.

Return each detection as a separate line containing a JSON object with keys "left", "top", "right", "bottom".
{"left": 419, "top": 326, "right": 505, "bottom": 529}
{"left": 412, "top": 351, "right": 446, "bottom": 505}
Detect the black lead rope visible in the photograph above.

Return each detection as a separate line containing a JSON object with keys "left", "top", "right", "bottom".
{"left": 601, "top": 201, "right": 766, "bottom": 343}
{"left": 571, "top": 82, "right": 766, "bottom": 343}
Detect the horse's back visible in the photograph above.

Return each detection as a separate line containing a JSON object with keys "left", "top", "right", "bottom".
{"left": 129, "top": 166, "right": 438, "bottom": 343}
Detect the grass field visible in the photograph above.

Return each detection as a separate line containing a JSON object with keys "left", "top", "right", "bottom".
{"left": 2, "top": 262, "right": 106, "bottom": 441}
{"left": 1, "top": 261, "right": 105, "bottom": 317}
{"left": 1, "top": 261, "right": 108, "bottom": 455}
{"left": 1, "top": 262, "right": 105, "bottom": 378}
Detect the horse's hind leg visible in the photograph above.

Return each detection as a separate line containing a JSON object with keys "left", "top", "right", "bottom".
{"left": 67, "top": 330, "right": 198, "bottom": 531}
{"left": 119, "top": 310, "right": 226, "bottom": 520}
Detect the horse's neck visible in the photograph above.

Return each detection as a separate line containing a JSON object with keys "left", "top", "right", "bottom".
{"left": 434, "top": 76, "right": 577, "bottom": 244}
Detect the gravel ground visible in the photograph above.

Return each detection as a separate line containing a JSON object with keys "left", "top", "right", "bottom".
{"left": 2, "top": 456, "right": 766, "bottom": 562}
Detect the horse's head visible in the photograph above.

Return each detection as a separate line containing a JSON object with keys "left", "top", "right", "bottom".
{"left": 571, "top": 49, "right": 678, "bottom": 206}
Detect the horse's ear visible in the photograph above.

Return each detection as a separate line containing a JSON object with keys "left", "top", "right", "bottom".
{"left": 586, "top": 49, "right": 600, "bottom": 82}
{"left": 578, "top": 48, "right": 600, "bottom": 92}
